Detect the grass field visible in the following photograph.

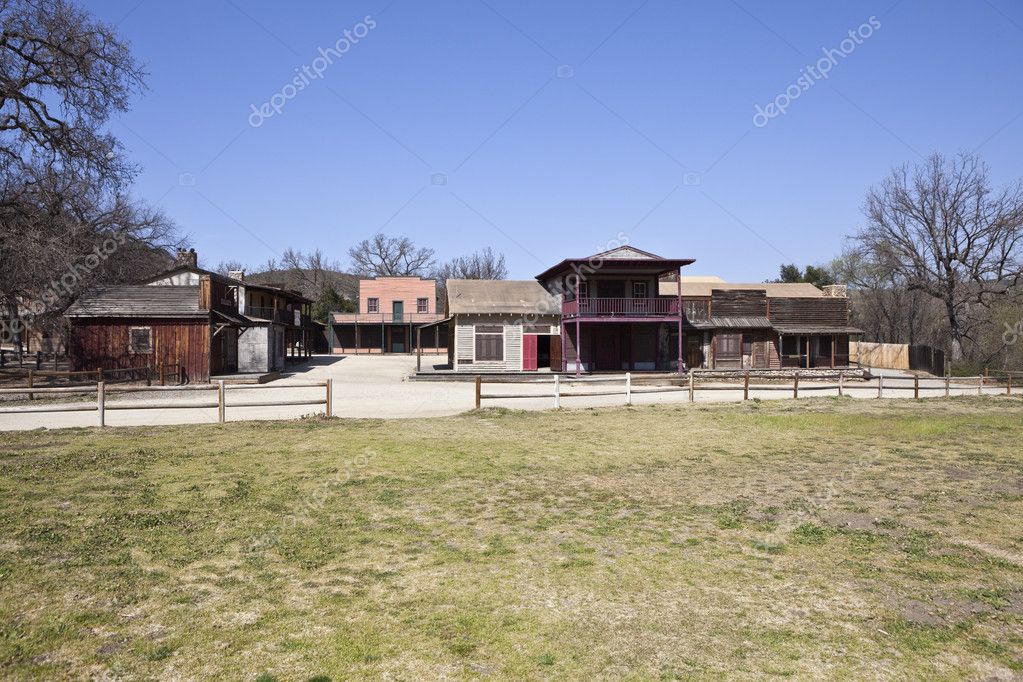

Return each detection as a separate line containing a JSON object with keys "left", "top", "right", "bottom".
{"left": 1, "top": 398, "right": 1022, "bottom": 680}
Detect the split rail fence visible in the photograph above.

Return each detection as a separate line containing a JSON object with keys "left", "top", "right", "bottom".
{"left": 0, "top": 380, "right": 333, "bottom": 426}
{"left": 474, "top": 373, "right": 1012, "bottom": 409}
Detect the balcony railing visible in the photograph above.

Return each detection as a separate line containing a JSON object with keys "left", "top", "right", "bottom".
{"left": 246, "top": 306, "right": 314, "bottom": 327}
{"left": 331, "top": 312, "right": 445, "bottom": 324}
{"left": 563, "top": 297, "right": 680, "bottom": 317}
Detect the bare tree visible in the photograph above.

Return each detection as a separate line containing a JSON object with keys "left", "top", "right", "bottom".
{"left": 348, "top": 233, "right": 435, "bottom": 277}
{"left": 0, "top": 0, "right": 179, "bottom": 354}
{"left": 435, "top": 247, "right": 508, "bottom": 281}
{"left": 856, "top": 152, "right": 1023, "bottom": 359}
{"left": 0, "top": 0, "right": 144, "bottom": 187}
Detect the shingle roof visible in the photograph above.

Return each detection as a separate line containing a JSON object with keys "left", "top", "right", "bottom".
{"left": 659, "top": 281, "right": 824, "bottom": 298}
{"left": 693, "top": 316, "right": 773, "bottom": 329}
{"left": 66, "top": 285, "right": 207, "bottom": 318}
{"left": 446, "top": 280, "right": 561, "bottom": 315}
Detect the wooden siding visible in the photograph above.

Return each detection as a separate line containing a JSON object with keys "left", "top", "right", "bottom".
{"left": 769, "top": 297, "right": 848, "bottom": 327}
{"left": 359, "top": 277, "right": 437, "bottom": 315}
{"left": 70, "top": 318, "right": 211, "bottom": 382}
{"left": 711, "top": 289, "right": 768, "bottom": 317}
{"left": 452, "top": 315, "right": 557, "bottom": 372}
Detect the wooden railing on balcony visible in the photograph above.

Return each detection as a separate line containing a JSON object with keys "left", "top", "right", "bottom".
{"left": 246, "top": 306, "right": 314, "bottom": 327}
{"left": 562, "top": 297, "right": 680, "bottom": 317}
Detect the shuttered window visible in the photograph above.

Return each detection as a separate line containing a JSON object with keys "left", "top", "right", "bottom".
{"left": 475, "top": 325, "right": 504, "bottom": 361}
{"left": 129, "top": 327, "right": 152, "bottom": 354}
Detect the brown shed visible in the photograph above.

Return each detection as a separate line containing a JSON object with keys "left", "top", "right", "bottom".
{"left": 66, "top": 280, "right": 248, "bottom": 382}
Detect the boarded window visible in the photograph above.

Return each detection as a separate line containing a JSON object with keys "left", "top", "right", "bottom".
{"left": 129, "top": 327, "right": 152, "bottom": 354}
{"left": 367, "top": 297, "right": 379, "bottom": 313}
{"left": 475, "top": 325, "right": 504, "bottom": 361}
{"left": 417, "top": 297, "right": 429, "bottom": 314}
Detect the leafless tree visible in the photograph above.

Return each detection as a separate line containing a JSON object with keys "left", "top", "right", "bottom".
{"left": 855, "top": 152, "right": 1023, "bottom": 359}
{"left": 0, "top": 0, "right": 179, "bottom": 354}
{"left": 0, "top": 0, "right": 144, "bottom": 187}
{"left": 348, "top": 233, "right": 435, "bottom": 277}
{"left": 435, "top": 247, "right": 508, "bottom": 281}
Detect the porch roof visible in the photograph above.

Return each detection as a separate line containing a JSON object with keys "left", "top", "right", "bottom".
{"left": 772, "top": 324, "right": 864, "bottom": 335}
{"left": 535, "top": 246, "right": 694, "bottom": 281}
{"left": 693, "top": 316, "right": 773, "bottom": 329}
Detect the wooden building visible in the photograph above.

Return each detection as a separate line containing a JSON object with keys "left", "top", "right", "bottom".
{"left": 66, "top": 278, "right": 248, "bottom": 382}
{"left": 445, "top": 279, "right": 561, "bottom": 371}
{"left": 536, "top": 246, "right": 694, "bottom": 375}
{"left": 330, "top": 277, "right": 447, "bottom": 354}
{"left": 661, "top": 278, "right": 861, "bottom": 369}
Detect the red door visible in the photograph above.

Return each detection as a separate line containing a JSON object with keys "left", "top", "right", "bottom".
{"left": 522, "top": 334, "right": 538, "bottom": 371}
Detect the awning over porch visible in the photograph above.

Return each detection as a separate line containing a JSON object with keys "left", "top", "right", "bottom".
{"left": 693, "top": 316, "right": 772, "bottom": 329}
{"left": 772, "top": 325, "right": 864, "bottom": 335}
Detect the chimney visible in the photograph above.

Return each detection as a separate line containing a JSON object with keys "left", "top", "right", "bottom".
{"left": 175, "top": 247, "right": 198, "bottom": 268}
{"left": 821, "top": 284, "right": 848, "bottom": 298}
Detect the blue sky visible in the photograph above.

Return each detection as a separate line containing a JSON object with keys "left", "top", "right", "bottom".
{"left": 89, "top": 0, "right": 1023, "bottom": 281}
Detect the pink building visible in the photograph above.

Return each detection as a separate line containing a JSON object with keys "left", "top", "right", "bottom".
{"left": 329, "top": 277, "right": 447, "bottom": 354}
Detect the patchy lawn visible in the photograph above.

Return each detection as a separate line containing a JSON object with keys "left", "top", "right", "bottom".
{"left": 1, "top": 397, "right": 1022, "bottom": 680}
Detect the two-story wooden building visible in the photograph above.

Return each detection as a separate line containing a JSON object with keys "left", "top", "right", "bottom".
{"left": 329, "top": 277, "right": 447, "bottom": 354}
{"left": 67, "top": 250, "right": 319, "bottom": 382}
{"left": 439, "top": 245, "right": 860, "bottom": 374}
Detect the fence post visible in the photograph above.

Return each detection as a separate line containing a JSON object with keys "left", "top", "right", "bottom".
{"left": 159, "top": 363, "right": 166, "bottom": 386}
{"left": 218, "top": 380, "right": 226, "bottom": 424}
{"left": 97, "top": 367, "right": 103, "bottom": 383}
{"left": 743, "top": 371, "right": 749, "bottom": 401}
{"left": 53, "top": 353, "right": 58, "bottom": 372}
{"left": 97, "top": 381, "right": 105, "bottom": 427}
{"left": 878, "top": 375, "right": 883, "bottom": 399}
{"left": 27, "top": 369, "right": 34, "bottom": 401}
{"left": 1007, "top": 374, "right": 1012, "bottom": 397}
{"left": 325, "top": 379, "right": 333, "bottom": 417}
{"left": 978, "top": 375, "right": 983, "bottom": 396}
{"left": 688, "top": 371, "right": 694, "bottom": 403}
{"left": 838, "top": 372, "right": 844, "bottom": 397}
{"left": 945, "top": 375, "right": 950, "bottom": 398}
{"left": 914, "top": 376, "right": 919, "bottom": 399}
{"left": 475, "top": 376, "right": 482, "bottom": 410}
{"left": 35, "top": 351, "right": 41, "bottom": 370}
{"left": 625, "top": 372, "right": 632, "bottom": 406}
{"left": 793, "top": 373, "right": 799, "bottom": 400}
{"left": 554, "top": 374, "right": 561, "bottom": 409}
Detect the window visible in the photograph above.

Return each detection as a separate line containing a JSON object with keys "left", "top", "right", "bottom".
{"left": 781, "top": 335, "right": 799, "bottom": 357}
{"left": 129, "top": 327, "right": 152, "bottom": 354}
{"left": 367, "top": 297, "right": 379, "bottom": 313}
{"left": 632, "top": 282, "right": 648, "bottom": 298}
{"left": 578, "top": 281, "right": 589, "bottom": 298}
{"left": 475, "top": 324, "right": 504, "bottom": 361}
{"left": 417, "top": 297, "right": 429, "bottom": 314}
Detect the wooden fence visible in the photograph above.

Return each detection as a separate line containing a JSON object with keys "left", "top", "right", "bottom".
{"left": 474, "top": 372, "right": 1008, "bottom": 409}
{"left": 0, "top": 380, "right": 333, "bottom": 426}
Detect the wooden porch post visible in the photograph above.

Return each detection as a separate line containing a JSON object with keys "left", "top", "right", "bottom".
{"left": 560, "top": 321, "right": 568, "bottom": 373}
{"left": 677, "top": 267, "right": 684, "bottom": 375}
{"left": 354, "top": 321, "right": 359, "bottom": 355}
{"left": 575, "top": 319, "right": 581, "bottom": 377}
{"left": 805, "top": 336, "right": 810, "bottom": 369}
{"left": 831, "top": 334, "right": 835, "bottom": 368}
{"left": 416, "top": 327, "right": 422, "bottom": 372}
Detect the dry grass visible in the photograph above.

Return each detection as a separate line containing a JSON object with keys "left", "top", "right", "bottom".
{"left": 1, "top": 397, "right": 1022, "bottom": 680}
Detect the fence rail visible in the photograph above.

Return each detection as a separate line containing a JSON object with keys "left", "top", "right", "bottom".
{"left": 474, "top": 372, "right": 1007, "bottom": 409}
{"left": 0, "top": 380, "right": 333, "bottom": 426}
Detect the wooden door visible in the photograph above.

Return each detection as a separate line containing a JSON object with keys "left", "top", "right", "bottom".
{"left": 522, "top": 334, "right": 538, "bottom": 371}
{"left": 549, "top": 334, "right": 562, "bottom": 371}
{"left": 716, "top": 333, "right": 741, "bottom": 368}
{"left": 392, "top": 301, "right": 404, "bottom": 322}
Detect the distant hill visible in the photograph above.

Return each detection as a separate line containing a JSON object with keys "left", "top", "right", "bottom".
{"left": 243, "top": 268, "right": 360, "bottom": 301}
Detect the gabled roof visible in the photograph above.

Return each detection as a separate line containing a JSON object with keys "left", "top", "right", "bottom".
{"left": 143, "top": 264, "right": 242, "bottom": 286}
{"left": 66, "top": 285, "right": 207, "bottom": 318}
{"left": 535, "top": 246, "right": 694, "bottom": 281}
{"left": 659, "top": 280, "right": 825, "bottom": 298}
{"left": 446, "top": 279, "right": 560, "bottom": 315}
